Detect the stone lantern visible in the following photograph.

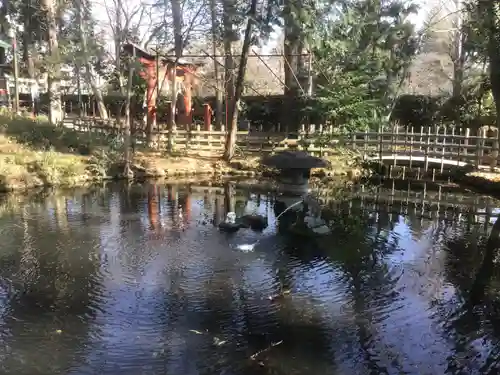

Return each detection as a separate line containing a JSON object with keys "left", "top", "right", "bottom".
{"left": 261, "top": 151, "right": 330, "bottom": 233}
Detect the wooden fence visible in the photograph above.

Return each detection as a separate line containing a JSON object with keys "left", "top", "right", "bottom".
{"left": 64, "top": 119, "right": 500, "bottom": 169}
{"left": 65, "top": 118, "right": 344, "bottom": 156}
{"left": 172, "top": 179, "right": 500, "bottom": 224}
{"left": 351, "top": 126, "right": 500, "bottom": 171}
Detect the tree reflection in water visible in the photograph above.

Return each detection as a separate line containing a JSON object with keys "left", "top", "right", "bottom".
{"left": 0, "top": 190, "right": 105, "bottom": 374}
{"left": 0, "top": 181, "right": 500, "bottom": 374}
{"left": 438, "top": 212, "right": 500, "bottom": 374}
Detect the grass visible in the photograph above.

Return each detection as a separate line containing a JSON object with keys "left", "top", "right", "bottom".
{"left": 0, "top": 110, "right": 364, "bottom": 192}
{"left": 0, "top": 134, "right": 90, "bottom": 191}
{"left": 0, "top": 111, "right": 115, "bottom": 191}
{"left": 0, "top": 111, "right": 260, "bottom": 191}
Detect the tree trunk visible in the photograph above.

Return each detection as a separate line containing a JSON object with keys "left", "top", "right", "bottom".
{"left": 167, "top": 0, "right": 183, "bottom": 153}
{"left": 41, "top": 0, "right": 63, "bottom": 125}
{"left": 22, "top": 0, "right": 36, "bottom": 80}
{"left": 468, "top": 209, "right": 500, "bottom": 305}
{"left": 223, "top": 0, "right": 258, "bottom": 161}
{"left": 75, "top": 0, "right": 108, "bottom": 119}
{"left": 22, "top": 29, "right": 35, "bottom": 79}
{"left": 168, "top": 62, "right": 177, "bottom": 151}
{"left": 222, "top": 0, "right": 236, "bottom": 132}
{"left": 75, "top": 63, "right": 83, "bottom": 117}
{"left": 282, "top": 0, "right": 305, "bottom": 129}
{"left": 452, "top": 0, "right": 465, "bottom": 100}
{"left": 210, "top": 0, "right": 223, "bottom": 128}
{"left": 485, "top": 1, "right": 500, "bottom": 168}
{"left": 223, "top": 42, "right": 235, "bottom": 129}
{"left": 0, "top": 0, "right": 9, "bottom": 65}
{"left": 123, "top": 49, "right": 135, "bottom": 178}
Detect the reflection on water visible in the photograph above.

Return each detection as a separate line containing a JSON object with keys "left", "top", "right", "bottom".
{"left": 1, "top": 179, "right": 500, "bottom": 374}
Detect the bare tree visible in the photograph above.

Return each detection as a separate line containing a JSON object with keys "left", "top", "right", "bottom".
{"left": 101, "top": 0, "right": 149, "bottom": 95}
{"left": 410, "top": 0, "right": 467, "bottom": 97}
{"left": 41, "top": 0, "right": 63, "bottom": 125}
{"left": 152, "top": 0, "right": 208, "bottom": 151}
{"left": 123, "top": 49, "right": 136, "bottom": 177}
{"left": 485, "top": 1, "right": 500, "bottom": 129}
{"left": 96, "top": 0, "right": 153, "bottom": 169}
{"left": 74, "top": 0, "right": 109, "bottom": 119}
{"left": 210, "top": 0, "right": 223, "bottom": 128}
{"left": 167, "top": 0, "right": 183, "bottom": 152}
{"left": 223, "top": 0, "right": 258, "bottom": 161}
{"left": 222, "top": 0, "right": 236, "bottom": 133}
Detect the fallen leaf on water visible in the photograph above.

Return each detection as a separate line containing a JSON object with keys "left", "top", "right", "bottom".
{"left": 189, "top": 329, "right": 205, "bottom": 335}
{"left": 213, "top": 337, "right": 227, "bottom": 346}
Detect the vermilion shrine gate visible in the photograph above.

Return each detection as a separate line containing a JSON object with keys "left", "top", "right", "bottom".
{"left": 123, "top": 43, "right": 212, "bottom": 131}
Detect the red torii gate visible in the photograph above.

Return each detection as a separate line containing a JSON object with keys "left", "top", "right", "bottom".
{"left": 122, "top": 43, "right": 203, "bottom": 129}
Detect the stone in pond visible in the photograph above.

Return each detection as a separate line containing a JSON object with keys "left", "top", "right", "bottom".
{"left": 261, "top": 150, "right": 330, "bottom": 170}
{"left": 238, "top": 214, "right": 268, "bottom": 231}
{"left": 218, "top": 212, "right": 241, "bottom": 233}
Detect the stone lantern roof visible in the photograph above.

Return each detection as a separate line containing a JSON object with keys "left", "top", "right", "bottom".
{"left": 261, "top": 150, "right": 330, "bottom": 169}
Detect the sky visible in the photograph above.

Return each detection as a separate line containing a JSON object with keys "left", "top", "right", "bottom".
{"left": 410, "top": 1, "right": 428, "bottom": 30}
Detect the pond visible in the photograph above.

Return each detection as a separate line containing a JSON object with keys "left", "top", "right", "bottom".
{"left": 0, "top": 178, "right": 500, "bottom": 375}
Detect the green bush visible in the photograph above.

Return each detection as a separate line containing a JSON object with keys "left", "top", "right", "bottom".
{"left": 0, "top": 111, "right": 113, "bottom": 154}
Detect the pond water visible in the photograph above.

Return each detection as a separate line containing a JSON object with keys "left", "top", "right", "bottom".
{"left": 1, "top": 179, "right": 500, "bottom": 375}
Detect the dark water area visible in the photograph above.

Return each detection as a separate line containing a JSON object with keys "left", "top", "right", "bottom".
{"left": 1, "top": 180, "right": 500, "bottom": 374}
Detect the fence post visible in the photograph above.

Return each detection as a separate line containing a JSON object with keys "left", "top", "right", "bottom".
{"left": 363, "top": 128, "right": 368, "bottom": 159}
{"left": 475, "top": 128, "right": 481, "bottom": 169}
{"left": 378, "top": 125, "right": 383, "bottom": 163}
{"left": 434, "top": 125, "right": 439, "bottom": 157}
{"left": 409, "top": 126, "right": 414, "bottom": 169}
{"left": 404, "top": 126, "right": 408, "bottom": 156}
{"left": 440, "top": 126, "right": 446, "bottom": 173}
{"left": 420, "top": 127, "right": 424, "bottom": 152}
{"left": 203, "top": 103, "right": 212, "bottom": 131}
{"left": 452, "top": 127, "right": 458, "bottom": 166}
{"left": 463, "top": 128, "right": 469, "bottom": 161}
{"left": 479, "top": 127, "right": 486, "bottom": 162}
{"left": 493, "top": 129, "right": 499, "bottom": 170}
{"left": 393, "top": 125, "right": 398, "bottom": 167}
{"left": 424, "top": 126, "right": 431, "bottom": 172}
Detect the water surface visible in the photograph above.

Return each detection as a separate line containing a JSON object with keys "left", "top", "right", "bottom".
{"left": 0, "top": 180, "right": 500, "bottom": 375}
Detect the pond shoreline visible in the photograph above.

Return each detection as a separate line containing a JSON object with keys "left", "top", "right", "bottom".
{"left": 0, "top": 114, "right": 364, "bottom": 193}
{"left": 451, "top": 171, "right": 500, "bottom": 197}
{"left": 0, "top": 167, "right": 357, "bottom": 197}
{"left": 0, "top": 159, "right": 261, "bottom": 193}
{"left": 0, "top": 150, "right": 364, "bottom": 193}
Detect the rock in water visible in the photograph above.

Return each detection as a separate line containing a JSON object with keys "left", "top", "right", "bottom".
{"left": 218, "top": 222, "right": 241, "bottom": 233}
{"left": 219, "top": 212, "right": 241, "bottom": 233}
{"left": 234, "top": 242, "right": 258, "bottom": 252}
{"left": 238, "top": 214, "right": 268, "bottom": 231}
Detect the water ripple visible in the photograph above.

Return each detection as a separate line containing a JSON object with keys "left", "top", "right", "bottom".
{"left": 0, "top": 182, "right": 498, "bottom": 374}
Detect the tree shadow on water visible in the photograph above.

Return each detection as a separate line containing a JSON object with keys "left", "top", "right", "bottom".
{"left": 438, "top": 217, "right": 500, "bottom": 374}
{"left": 0, "top": 201, "right": 105, "bottom": 375}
